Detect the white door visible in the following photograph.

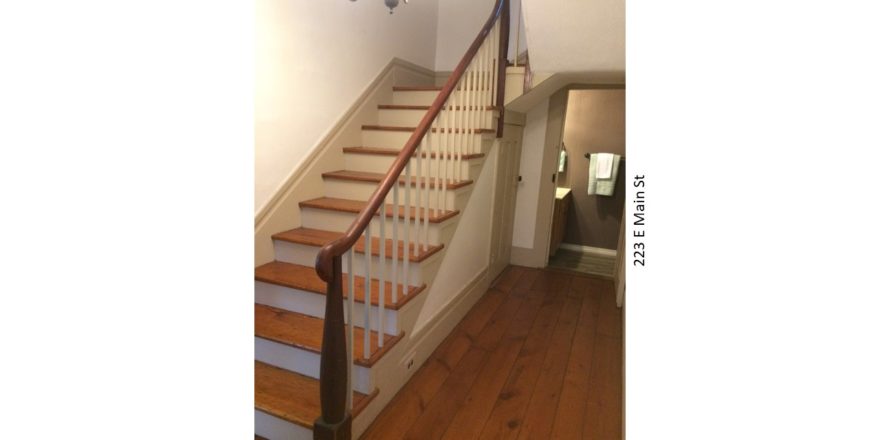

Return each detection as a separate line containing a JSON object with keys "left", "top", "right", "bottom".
{"left": 489, "top": 124, "right": 524, "bottom": 280}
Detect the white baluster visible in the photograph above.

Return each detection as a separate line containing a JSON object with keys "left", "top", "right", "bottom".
{"left": 441, "top": 94, "right": 450, "bottom": 213}
{"left": 482, "top": 39, "right": 490, "bottom": 127}
{"left": 378, "top": 196, "right": 385, "bottom": 349}
{"left": 363, "top": 224, "right": 371, "bottom": 358}
{"left": 465, "top": 65, "right": 473, "bottom": 157}
{"left": 423, "top": 133, "right": 430, "bottom": 252}
{"left": 415, "top": 141, "right": 422, "bottom": 256}
{"left": 493, "top": 23, "right": 500, "bottom": 108}
{"left": 346, "top": 249, "right": 354, "bottom": 409}
{"left": 455, "top": 84, "right": 467, "bottom": 181}
{"left": 403, "top": 163, "right": 411, "bottom": 296}
{"left": 392, "top": 185, "right": 398, "bottom": 304}
{"left": 448, "top": 89, "right": 457, "bottom": 185}
{"left": 427, "top": 125, "right": 435, "bottom": 218}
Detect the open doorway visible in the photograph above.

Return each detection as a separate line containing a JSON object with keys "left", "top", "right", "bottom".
{"left": 547, "top": 87, "right": 626, "bottom": 278}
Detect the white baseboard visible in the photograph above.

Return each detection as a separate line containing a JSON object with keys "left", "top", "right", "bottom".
{"left": 558, "top": 242, "right": 617, "bottom": 258}
{"left": 511, "top": 245, "right": 548, "bottom": 268}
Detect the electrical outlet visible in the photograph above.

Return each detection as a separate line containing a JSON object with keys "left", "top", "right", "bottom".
{"left": 404, "top": 352, "right": 416, "bottom": 370}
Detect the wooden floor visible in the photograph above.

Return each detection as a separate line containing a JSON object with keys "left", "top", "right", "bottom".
{"left": 361, "top": 265, "right": 623, "bottom": 440}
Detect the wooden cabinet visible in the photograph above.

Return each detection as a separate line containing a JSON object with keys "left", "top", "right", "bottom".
{"left": 549, "top": 188, "right": 572, "bottom": 257}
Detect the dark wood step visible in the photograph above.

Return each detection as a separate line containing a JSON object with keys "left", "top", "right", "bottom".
{"left": 392, "top": 85, "right": 443, "bottom": 91}
{"left": 378, "top": 104, "right": 499, "bottom": 111}
{"left": 255, "top": 361, "right": 377, "bottom": 428}
{"left": 392, "top": 85, "right": 491, "bottom": 92}
{"left": 343, "top": 146, "right": 485, "bottom": 160}
{"left": 362, "top": 125, "right": 494, "bottom": 134}
{"left": 322, "top": 170, "right": 473, "bottom": 190}
{"left": 300, "top": 197, "right": 460, "bottom": 224}
{"left": 273, "top": 227, "right": 444, "bottom": 263}
{"left": 255, "top": 304, "right": 403, "bottom": 367}
{"left": 255, "top": 261, "right": 425, "bottom": 310}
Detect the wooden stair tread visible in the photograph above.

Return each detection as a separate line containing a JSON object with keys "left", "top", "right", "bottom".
{"left": 273, "top": 227, "right": 444, "bottom": 263}
{"left": 343, "top": 146, "right": 485, "bottom": 160}
{"left": 362, "top": 124, "right": 494, "bottom": 134}
{"left": 378, "top": 104, "right": 499, "bottom": 111}
{"left": 255, "top": 304, "right": 403, "bottom": 367}
{"left": 254, "top": 361, "right": 376, "bottom": 428}
{"left": 300, "top": 197, "right": 460, "bottom": 223}
{"left": 255, "top": 261, "right": 425, "bottom": 310}
{"left": 322, "top": 170, "right": 473, "bottom": 190}
{"left": 392, "top": 85, "right": 443, "bottom": 91}
{"left": 392, "top": 85, "right": 490, "bottom": 92}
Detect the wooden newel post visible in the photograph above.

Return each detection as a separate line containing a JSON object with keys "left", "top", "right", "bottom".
{"left": 313, "top": 254, "right": 351, "bottom": 440}
{"left": 495, "top": 0, "right": 510, "bottom": 138}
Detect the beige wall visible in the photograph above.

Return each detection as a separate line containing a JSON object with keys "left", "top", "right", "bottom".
{"left": 434, "top": 0, "right": 495, "bottom": 71}
{"left": 255, "top": 0, "right": 439, "bottom": 213}
{"left": 510, "top": 88, "right": 569, "bottom": 267}
{"left": 521, "top": 0, "right": 625, "bottom": 73}
{"left": 558, "top": 88, "right": 625, "bottom": 250}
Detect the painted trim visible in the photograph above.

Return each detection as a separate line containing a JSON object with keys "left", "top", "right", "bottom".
{"left": 351, "top": 266, "right": 491, "bottom": 438}
{"left": 255, "top": 58, "right": 434, "bottom": 228}
{"left": 409, "top": 267, "right": 489, "bottom": 341}
{"left": 510, "top": 245, "right": 548, "bottom": 268}
{"left": 558, "top": 242, "right": 618, "bottom": 258}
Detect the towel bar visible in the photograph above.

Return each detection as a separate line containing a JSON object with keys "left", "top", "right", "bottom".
{"left": 584, "top": 154, "right": 625, "bottom": 160}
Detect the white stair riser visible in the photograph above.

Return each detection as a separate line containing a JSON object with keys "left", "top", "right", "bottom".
{"left": 378, "top": 108, "right": 428, "bottom": 126}
{"left": 255, "top": 337, "right": 371, "bottom": 394}
{"left": 255, "top": 409, "right": 311, "bottom": 440}
{"left": 392, "top": 90, "right": 440, "bottom": 106}
{"left": 361, "top": 129, "right": 492, "bottom": 152}
{"left": 300, "top": 207, "right": 461, "bottom": 250}
{"left": 378, "top": 108, "right": 498, "bottom": 128}
{"left": 344, "top": 153, "right": 484, "bottom": 181}
{"left": 322, "top": 179, "right": 469, "bottom": 212}
{"left": 255, "top": 281, "right": 399, "bottom": 335}
{"left": 391, "top": 89, "right": 496, "bottom": 107}
{"left": 273, "top": 240, "right": 441, "bottom": 288}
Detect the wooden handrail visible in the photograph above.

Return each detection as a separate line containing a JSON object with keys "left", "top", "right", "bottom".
{"left": 312, "top": 2, "right": 509, "bottom": 438}
{"left": 314, "top": 0, "right": 509, "bottom": 282}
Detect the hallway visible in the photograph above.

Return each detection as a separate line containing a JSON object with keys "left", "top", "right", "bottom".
{"left": 362, "top": 266, "right": 624, "bottom": 439}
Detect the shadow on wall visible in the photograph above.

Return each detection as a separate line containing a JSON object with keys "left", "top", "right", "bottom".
{"left": 566, "top": 161, "right": 625, "bottom": 249}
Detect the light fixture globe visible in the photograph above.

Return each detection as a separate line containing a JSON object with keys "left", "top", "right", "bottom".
{"left": 349, "top": 0, "right": 408, "bottom": 13}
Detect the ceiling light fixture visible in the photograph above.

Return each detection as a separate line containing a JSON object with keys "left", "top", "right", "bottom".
{"left": 350, "top": 0, "right": 409, "bottom": 14}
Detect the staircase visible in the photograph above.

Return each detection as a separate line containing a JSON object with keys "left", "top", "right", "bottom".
{"left": 255, "top": 2, "right": 509, "bottom": 439}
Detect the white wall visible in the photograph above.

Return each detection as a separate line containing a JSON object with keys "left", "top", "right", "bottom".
{"left": 255, "top": 0, "right": 439, "bottom": 213}
{"left": 435, "top": 0, "right": 525, "bottom": 71}
{"left": 509, "top": 0, "right": 528, "bottom": 60}
{"left": 434, "top": 0, "right": 496, "bottom": 71}
{"left": 522, "top": 0, "right": 624, "bottom": 73}
{"left": 413, "top": 141, "right": 498, "bottom": 333}
{"left": 511, "top": 97, "right": 548, "bottom": 249}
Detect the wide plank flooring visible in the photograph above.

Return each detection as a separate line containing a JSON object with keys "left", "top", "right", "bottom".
{"left": 361, "top": 265, "right": 623, "bottom": 440}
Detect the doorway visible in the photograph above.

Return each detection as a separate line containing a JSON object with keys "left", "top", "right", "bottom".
{"left": 547, "top": 87, "right": 626, "bottom": 279}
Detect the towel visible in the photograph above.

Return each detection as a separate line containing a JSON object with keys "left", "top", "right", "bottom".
{"left": 587, "top": 153, "right": 621, "bottom": 196}
{"left": 595, "top": 153, "right": 614, "bottom": 178}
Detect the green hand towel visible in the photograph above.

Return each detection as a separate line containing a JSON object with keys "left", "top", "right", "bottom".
{"left": 587, "top": 153, "right": 621, "bottom": 196}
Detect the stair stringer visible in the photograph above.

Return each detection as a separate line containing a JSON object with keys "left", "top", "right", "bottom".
{"left": 349, "top": 135, "right": 505, "bottom": 439}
